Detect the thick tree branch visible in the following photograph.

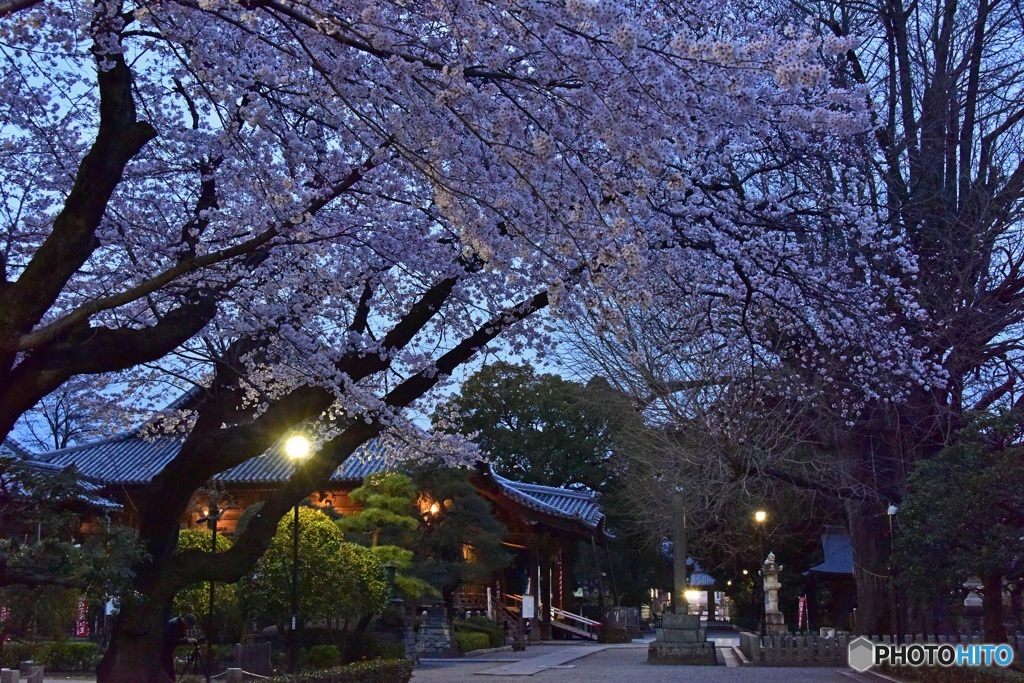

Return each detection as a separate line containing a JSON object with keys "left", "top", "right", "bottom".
{"left": 0, "top": 19, "right": 156, "bottom": 338}
{"left": 0, "top": 0, "right": 42, "bottom": 18}
{"left": 0, "top": 296, "right": 217, "bottom": 439}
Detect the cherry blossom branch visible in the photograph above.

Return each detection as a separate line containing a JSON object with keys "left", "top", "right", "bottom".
{"left": 0, "top": 0, "right": 43, "bottom": 19}
{"left": 12, "top": 143, "right": 388, "bottom": 353}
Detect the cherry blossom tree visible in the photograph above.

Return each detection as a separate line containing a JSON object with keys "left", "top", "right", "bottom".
{"left": 0, "top": 0, "right": 920, "bottom": 678}
{"left": 561, "top": 0, "right": 1024, "bottom": 635}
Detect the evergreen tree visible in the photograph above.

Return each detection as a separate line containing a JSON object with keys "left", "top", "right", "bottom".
{"left": 435, "top": 362, "right": 613, "bottom": 491}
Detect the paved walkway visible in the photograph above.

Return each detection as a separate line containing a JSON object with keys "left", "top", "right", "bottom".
{"left": 35, "top": 634, "right": 875, "bottom": 683}
{"left": 413, "top": 639, "right": 874, "bottom": 683}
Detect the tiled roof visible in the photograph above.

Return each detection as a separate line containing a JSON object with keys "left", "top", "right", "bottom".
{"left": 34, "top": 434, "right": 186, "bottom": 486}
{"left": 3, "top": 438, "right": 121, "bottom": 511}
{"left": 0, "top": 438, "right": 31, "bottom": 459}
{"left": 34, "top": 433, "right": 391, "bottom": 487}
{"left": 486, "top": 468, "right": 606, "bottom": 532}
{"left": 217, "top": 439, "right": 391, "bottom": 485}
{"left": 30, "top": 432, "right": 608, "bottom": 532}
{"left": 688, "top": 571, "right": 715, "bottom": 587}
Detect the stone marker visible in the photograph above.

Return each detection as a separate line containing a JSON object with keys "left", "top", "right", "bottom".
{"left": 763, "top": 553, "right": 787, "bottom": 636}
{"left": 648, "top": 612, "right": 717, "bottom": 665}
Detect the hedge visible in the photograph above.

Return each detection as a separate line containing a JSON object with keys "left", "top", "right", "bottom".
{"left": 453, "top": 617, "right": 504, "bottom": 648}
{"left": 303, "top": 644, "right": 341, "bottom": 670}
{"left": 455, "top": 631, "right": 490, "bottom": 653}
{"left": 0, "top": 641, "right": 100, "bottom": 671}
{"left": 0, "top": 642, "right": 36, "bottom": 669}
{"left": 264, "top": 658, "right": 413, "bottom": 683}
{"left": 878, "top": 665, "right": 1024, "bottom": 683}
{"left": 35, "top": 641, "right": 102, "bottom": 671}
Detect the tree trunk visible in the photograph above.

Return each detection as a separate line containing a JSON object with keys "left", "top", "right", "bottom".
{"left": 846, "top": 498, "right": 894, "bottom": 636}
{"left": 1010, "top": 584, "right": 1023, "bottom": 634}
{"left": 982, "top": 572, "right": 1007, "bottom": 643}
{"left": 95, "top": 590, "right": 175, "bottom": 683}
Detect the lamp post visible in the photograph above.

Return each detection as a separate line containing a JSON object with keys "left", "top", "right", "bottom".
{"left": 888, "top": 504, "right": 902, "bottom": 644}
{"left": 285, "top": 434, "right": 311, "bottom": 677}
{"left": 204, "top": 502, "right": 221, "bottom": 683}
{"left": 754, "top": 510, "right": 767, "bottom": 637}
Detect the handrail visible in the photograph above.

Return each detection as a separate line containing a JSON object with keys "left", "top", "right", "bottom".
{"left": 551, "top": 606, "right": 602, "bottom": 627}
{"left": 505, "top": 593, "right": 602, "bottom": 629}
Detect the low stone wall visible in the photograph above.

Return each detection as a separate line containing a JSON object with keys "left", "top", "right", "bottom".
{"left": 738, "top": 632, "right": 1024, "bottom": 667}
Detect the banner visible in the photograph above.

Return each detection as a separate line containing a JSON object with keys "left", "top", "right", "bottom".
{"left": 798, "top": 595, "right": 807, "bottom": 630}
{"left": 74, "top": 599, "right": 89, "bottom": 637}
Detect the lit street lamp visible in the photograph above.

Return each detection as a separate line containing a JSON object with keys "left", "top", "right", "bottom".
{"left": 754, "top": 509, "right": 767, "bottom": 637}
{"left": 196, "top": 502, "right": 223, "bottom": 683}
{"left": 285, "top": 434, "right": 311, "bottom": 677}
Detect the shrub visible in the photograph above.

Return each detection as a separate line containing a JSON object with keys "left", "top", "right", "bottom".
{"left": 453, "top": 618, "right": 503, "bottom": 648}
{"left": 264, "top": 658, "right": 413, "bottom": 683}
{"left": 455, "top": 631, "right": 490, "bottom": 653}
{"left": 374, "top": 642, "right": 407, "bottom": 660}
{"left": 35, "top": 640, "right": 101, "bottom": 671}
{"left": 340, "top": 631, "right": 379, "bottom": 663}
{"left": 309, "top": 644, "right": 341, "bottom": 670}
{"left": 0, "top": 641, "right": 36, "bottom": 668}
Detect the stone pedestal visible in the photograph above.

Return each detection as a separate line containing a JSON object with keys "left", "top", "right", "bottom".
{"left": 1, "top": 669, "right": 20, "bottom": 683}
{"left": 17, "top": 664, "right": 40, "bottom": 683}
{"left": 647, "top": 613, "right": 717, "bottom": 665}
{"left": 404, "top": 625, "right": 418, "bottom": 659}
{"left": 417, "top": 606, "right": 457, "bottom": 657}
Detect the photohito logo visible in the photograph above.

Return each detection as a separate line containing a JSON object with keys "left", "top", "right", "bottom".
{"left": 847, "top": 636, "right": 1015, "bottom": 671}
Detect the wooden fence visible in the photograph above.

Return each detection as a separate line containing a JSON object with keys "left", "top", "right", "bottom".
{"left": 738, "top": 632, "right": 1024, "bottom": 667}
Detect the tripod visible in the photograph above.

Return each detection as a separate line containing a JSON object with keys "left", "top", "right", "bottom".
{"left": 178, "top": 641, "right": 206, "bottom": 681}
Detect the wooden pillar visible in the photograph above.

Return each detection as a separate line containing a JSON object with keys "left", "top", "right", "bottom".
{"left": 539, "top": 540, "right": 553, "bottom": 639}
{"left": 530, "top": 543, "right": 541, "bottom": 641}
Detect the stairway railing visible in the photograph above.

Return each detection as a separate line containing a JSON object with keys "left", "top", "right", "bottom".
{"left": 504, "top": 593, "right": 602, "bottom": 639}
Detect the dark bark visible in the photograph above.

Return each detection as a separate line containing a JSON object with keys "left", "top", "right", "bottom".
{"left": 96, "top": 595, "right": 176, "bottom": 683}
{"left": 982, "top": 571, "right": 1007, "bottom": 643}
{"left": 1010, "top": 584, "right": 1023, "bottom": 634}
{"left": 846, "top": 498, "right": 894, "bottom": 636}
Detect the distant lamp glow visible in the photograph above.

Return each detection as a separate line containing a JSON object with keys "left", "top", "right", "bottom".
{"left": 284, "top": 434, "right": 311, "bottom": 460}
{"left": 742, "top": 569, "right": 749, "bottom": 575}
{"left": 754, "top": 510, "right": 767, "bottom": 524}
{"left": 685, "top": 590, "right": 702, "bottom": 603}
{"left": 429, "top": 502, "right": 441, "bottom": 516}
